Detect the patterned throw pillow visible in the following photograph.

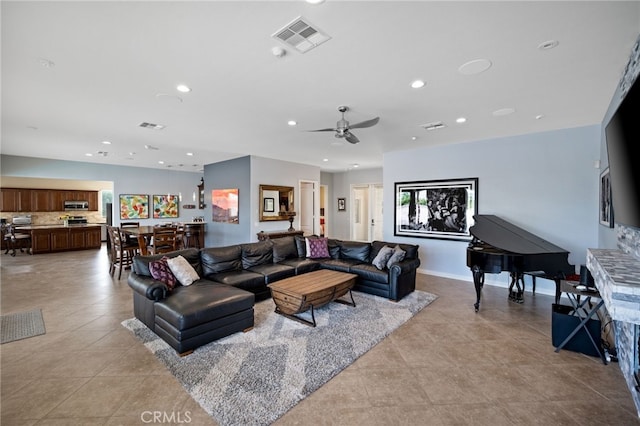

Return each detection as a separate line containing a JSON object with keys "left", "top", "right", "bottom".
{"left": 166, "top": 255, "right": 200, "bottom": 286}
{"left": 386, "top": 245, "right": 406, "bottom": 268}
{"left": 149, "top": 256, "right": 177, "bottom": 291}
{"left": 372, "top": 245, "right": 394, "bottom": 270}
{"left": 307, "top": 237, "right": 330, "bottom": 259}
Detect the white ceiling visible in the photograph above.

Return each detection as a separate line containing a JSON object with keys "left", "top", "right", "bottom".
{"left": 2, "top": 1, "right": 639, "bottom": 173}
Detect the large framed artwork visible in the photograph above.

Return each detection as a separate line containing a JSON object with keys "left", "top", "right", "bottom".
{"left": 153, "top": 194, "right": 179, "bottom": 219}
{"left": 394, "top": 178, "right": 478, "bottom": 241}
{"left": 212, "top": 188, "right": 239, "bottom": 223}
{"left": 119, "top": 194, "right": 149, "bottom": 219}
{"left": 599, "top": 167, "right": 614, "bottom": 228}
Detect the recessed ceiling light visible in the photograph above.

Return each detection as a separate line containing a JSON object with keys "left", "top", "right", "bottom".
{"left": 351, "top": 163, "right": 359, "bottom": 168}
{"left": 145, "top": 144, "right": 159, "bottom": 150}
{"left": 411, "top": 136, "right": 418, "bottom": 141}
{"left": 492, "top": 108, "right": 516, "bottom": 117}
{"left": 176, "top": 84, "right": 191, "bottom": 93}
{"left": 458, "top": 59, "right": 492, "bottom": 75}
{"left": 456, "top": 117, "right": 467, "bottom": 124}
{"left": 538, "top": 40, "right": 559, "bottom": 50}
{"left": 101, "top": 140, "right": 111, "bottom": 145}
{"left": 158, "top": 160, "right": 165, "bottom": 165}
{"left": 306, "top": 0, "right": 326, "bottom": 4}
{"left": 411, "top": 80, "right": 425, "bottom": 89}
{"left": 535, "top": 114, "right": 545, "bottom": 120}
{"left": 129, "top": 152, "right": 136, "bottom": 156}
{"left": 85, "top": 153, "right": 93, "bottom": 157}
{"left": 186, "top": 152, "right": 194, "bottom": 156}
{"left": 287, "top": 120, "right": 297, "bottom": 126}
{"left": 323, "top": 158, "right": 329, "bottom": 162}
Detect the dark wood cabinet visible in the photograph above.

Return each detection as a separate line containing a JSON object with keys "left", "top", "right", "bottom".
{"left": 31, "top": 190, "right": 52, "bottom": 212}
{"left": 51, "top": 228, "right": 70, "bottom": 251}
{"left": 0, "top": 188, "right": 31, "bottom": 212}
{"left": 28, "top": 226, "right": 102, "bottom": 253}
{"left": 1, "top": 188, "right": 99, "bottom": 212}
{"left": 31, "top": 229, "right": 52, "bottom": 254}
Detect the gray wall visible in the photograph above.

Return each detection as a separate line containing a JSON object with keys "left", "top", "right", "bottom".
{"left": 384, "top": 125, "right": 601, "bottom": 295}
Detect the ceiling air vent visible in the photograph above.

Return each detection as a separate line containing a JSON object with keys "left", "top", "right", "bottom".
{"left": 139, "top": 122, "right": 165, "bottom": 130}
{"left": 420, "top": 121, "right": 447, "bottom": 131}
{"left": 272, "top": 16, "right": 331, "bottom": 53}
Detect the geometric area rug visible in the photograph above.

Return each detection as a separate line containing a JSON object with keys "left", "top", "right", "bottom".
{"left": 1, "top": 308, "right": 46, "bottom": 344}
{"left": 122, "top": 290, "right": 437, "bottom": 426}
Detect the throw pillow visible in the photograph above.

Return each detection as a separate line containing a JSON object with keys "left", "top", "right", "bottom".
{"left": 386, "top": 245, "right": 406, "bottom": 268}
{"left": 149, "top": 256, "right": 177, "bottom": 291}
{"left": 166, "top": 255, "right": 200, "bottom": 286}
{"left": 307, "top": 237, "right": 330, "bottom": 259}
{"left": 371, "top": 245, "right": 394, "bottom": 270}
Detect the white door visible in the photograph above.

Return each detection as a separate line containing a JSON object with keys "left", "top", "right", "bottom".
{"left": 300, "top": 181, "right": 315, "bottom": 235}
{"left": 351, "top": 184, "right": 383, "bottom": 242}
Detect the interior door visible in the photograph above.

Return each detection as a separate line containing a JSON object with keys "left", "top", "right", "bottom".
{"left": 299, "top": 181, "right": 315, "bottom": 235}
{"left": 351, "top": 184, "right": 383, "bottom": 242}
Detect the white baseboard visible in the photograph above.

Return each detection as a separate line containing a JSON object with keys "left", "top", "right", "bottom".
{"left": 416, "top": 267, "right": 558, "bottom": 297}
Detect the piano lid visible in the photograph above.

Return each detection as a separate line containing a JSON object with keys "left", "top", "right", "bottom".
{"left": 469, "top": 215, "right": 569, "bottom": 255}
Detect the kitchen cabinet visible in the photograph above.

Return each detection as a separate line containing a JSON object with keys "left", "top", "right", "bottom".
{"left": 0, "top": 188, "right": 31, "bottom": 212}
{"left": 26, "top": 225, "right": 102, "bottom": 254}
{"left": 31, "top": 229, "right": 52, "bottom": 253}
{"left": 31, "top": 190, "right": 52, "bottom": 212}
{"left": 50, "top": 228, "right": 70, "bottom": 251}
{"left": 1, "top": 188, "right": 99, "bottom": 212}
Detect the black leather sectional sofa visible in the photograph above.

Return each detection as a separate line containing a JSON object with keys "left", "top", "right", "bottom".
{"left": 127, "top": 236, "right": 421, "bottom": 355}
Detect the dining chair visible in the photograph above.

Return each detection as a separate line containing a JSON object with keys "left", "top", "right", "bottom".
{"left": 107, "top": 225, "right": 135, "bottom": 279}
{"left": 149, "top": 226, "right": 179, "bottom": 255}
{"left": 3, "top": 224, "right": 32, "bottom": 256}
{"left": 119, "top": 222, "right": 141, "bottom": 255}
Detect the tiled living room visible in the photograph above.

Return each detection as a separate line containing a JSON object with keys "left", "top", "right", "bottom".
{"left": 1, "top": 246, "right": 638, "bottom": 425}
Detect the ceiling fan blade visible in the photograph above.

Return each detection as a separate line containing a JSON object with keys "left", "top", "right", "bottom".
{"left": 345, "top": 132, "right": 360, "bottom": 144}
{"left": 349, "top": 116, "right": 379, "bottom": 129}
{"left": 307, "top": 127, "right": 336, "bottom": 132}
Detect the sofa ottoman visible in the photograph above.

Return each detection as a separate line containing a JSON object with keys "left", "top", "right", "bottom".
{"left": 153, "top": 283, "right": 255, "bottom": 355}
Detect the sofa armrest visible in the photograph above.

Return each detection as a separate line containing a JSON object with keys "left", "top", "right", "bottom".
{"left": 128, "top": 272, "right": 168, "bottom": 302}
{"left": 388, "top": 258, "right": 421, "bottom": 301}
{"left": 389, "top": 258, "right": 420, "bottom": 275}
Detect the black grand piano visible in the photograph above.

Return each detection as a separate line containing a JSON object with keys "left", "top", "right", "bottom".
{"left": 467, "top": 215, "right": 575, "bottom": 312}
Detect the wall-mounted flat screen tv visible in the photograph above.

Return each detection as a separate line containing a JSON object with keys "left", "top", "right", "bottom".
{"left": 605, "top": 76, "right": 640, "bottom": 229}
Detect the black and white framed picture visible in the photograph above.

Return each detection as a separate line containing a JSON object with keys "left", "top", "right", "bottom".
{"left": 263, "top": 197, "right": 275, "bottom": 212}
{"left": 599, "top": 167, "right": 614, "bottom": 228}
{"left": 394, "top": 178, "right": 478, "bottom": 241}
{"left": 337, "top": 197, "right": 346, "bottom": 211}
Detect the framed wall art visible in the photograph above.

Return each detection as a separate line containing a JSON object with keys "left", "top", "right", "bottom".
{"left": 263, "top": 197, "right": 275, "bottom": 213}
{"left": 337, "top": 197, "right": 346, "bottom": 211}
{"left": 212, "top": 188, "right": 239, "bottom": 224}
{"left": 394, "top": 178, "right": 478, "bottom": 241}
{"left": 599, "top": 167, "right": 614, "bottom": 228}
{"left": 153, "top": 194, "right": 179, "bottom": 219}
{"left": 119, "top": 194, "right": 149, "bottom": 220}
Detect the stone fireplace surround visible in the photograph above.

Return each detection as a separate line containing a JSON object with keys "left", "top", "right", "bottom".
{"left": 587, "top": 225, "right": 640, "bottom": 418}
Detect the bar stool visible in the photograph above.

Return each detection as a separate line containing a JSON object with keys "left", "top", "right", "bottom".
{"left": 182, "top": 224, "right": 202, "bottom": 249}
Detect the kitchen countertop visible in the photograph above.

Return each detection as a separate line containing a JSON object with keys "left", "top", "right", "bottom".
{"left": 15, "top": 224, "right": 102, "bottom": 230}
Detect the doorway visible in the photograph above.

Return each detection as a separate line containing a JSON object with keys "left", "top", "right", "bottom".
{"left": 351, "top": 183, "right": 383, "bottom": 242}
{"left": 299, "top": 180, "right": 317, "bottom": 236}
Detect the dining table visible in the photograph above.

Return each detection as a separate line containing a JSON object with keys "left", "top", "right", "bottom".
{"left": 120, "top": 226, "right": 184, "bottom": 256}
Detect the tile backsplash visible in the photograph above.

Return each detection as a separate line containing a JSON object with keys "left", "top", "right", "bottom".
{"left": 1, "top": 211, "right": 106, "bottom": 225}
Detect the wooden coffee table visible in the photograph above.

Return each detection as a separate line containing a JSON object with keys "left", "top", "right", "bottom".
{"left": 268, "top": 269, "right": 357, "bottom": 327}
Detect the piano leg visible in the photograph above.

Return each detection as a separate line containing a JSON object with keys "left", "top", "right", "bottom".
{"left": 508, "top": 272, "right": 525, "bottom": 304}
{"left": 471, "top": 265, "right": 484, "bottom": 312}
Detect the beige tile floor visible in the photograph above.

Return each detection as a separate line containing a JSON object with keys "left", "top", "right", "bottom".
{"left": 1, "top": 245, "right": 638, "bottom": 425}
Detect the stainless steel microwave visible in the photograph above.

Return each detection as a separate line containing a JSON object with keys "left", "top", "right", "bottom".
{"left": 64, "top": 200, "right": 89, "bottom": 211}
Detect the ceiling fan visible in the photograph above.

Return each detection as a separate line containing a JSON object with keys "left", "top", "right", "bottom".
{"left": 308, "top": 106, "right": 379, "bottom": 144}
